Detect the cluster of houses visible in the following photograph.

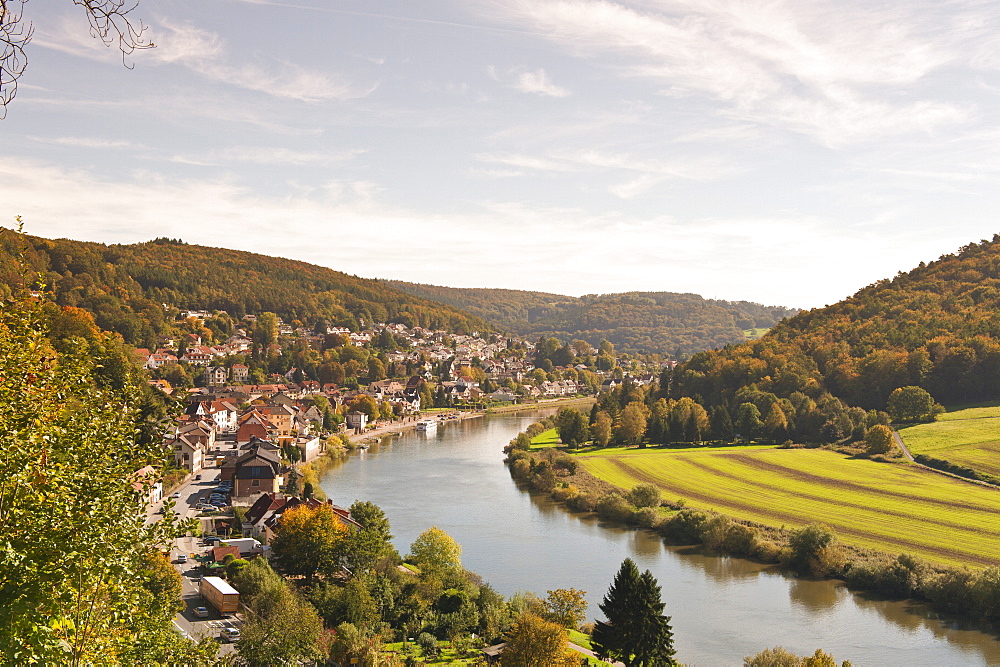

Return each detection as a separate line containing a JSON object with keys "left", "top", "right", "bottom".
{"left": 166, "top": 389, "right": 324, "bottom": 476}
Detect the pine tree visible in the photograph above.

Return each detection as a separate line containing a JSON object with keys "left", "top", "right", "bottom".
{"left": 592, "top": 559, "right": 677, "bottom": 666}
{"left": 711, "top": 404, "right": 736, "bottom": 443}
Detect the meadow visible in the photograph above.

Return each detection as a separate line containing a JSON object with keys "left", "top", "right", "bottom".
{"left": 899, "top": 402, "right": 1000, "bottom": 479}
{"left": 577, "top": 447, "right": 1000, "bottom": 567}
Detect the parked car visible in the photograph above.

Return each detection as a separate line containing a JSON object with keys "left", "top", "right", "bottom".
{"left": 220, "top": 627, "right": 240, "bottom": 643}
{"left": 193, "top": 606, "right": 209, "bottom": 618}
{"left": 176, "top": 554, "right": 187, "bottom": 564}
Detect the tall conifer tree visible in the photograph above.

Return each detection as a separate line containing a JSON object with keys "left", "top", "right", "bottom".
{"left": 592, "top": 559, "right": 677, "bottom": 666}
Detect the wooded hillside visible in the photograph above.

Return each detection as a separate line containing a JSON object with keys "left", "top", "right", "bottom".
{"left": 385, "top": 281, "right": 798, "bottom": 357}
{"left": 0, "top": 232, "right": 488, "bottom": 347}
{"left": 673, "top": 235, "right": 1000, "bottom": 409}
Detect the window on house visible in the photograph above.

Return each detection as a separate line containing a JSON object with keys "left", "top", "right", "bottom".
{"left": 252, "top": 479, "right": 260, "bottom": 487}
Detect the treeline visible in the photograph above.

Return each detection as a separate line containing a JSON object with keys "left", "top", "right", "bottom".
{"left": 387, "top": 280, "right": 800, "bottom": 357}
{"left": 0, "top": 230, "right": 488, "bottom": 348}
{"left": 505, "top": 423, "right": 1000, "bottom": 629}
{"left": 568, "top": 376, "right": 896, "bottom": 450}
{"left": 674, "top": 235, "right": 1000, "bottom": 413}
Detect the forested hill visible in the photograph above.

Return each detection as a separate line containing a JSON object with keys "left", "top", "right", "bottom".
{"left": 674, "top": 235, "right": 1000, "bottom": 410}
{"left": 384, "top": 280, "right": 798, "bottom": 357}
{"left": 0, "top": 232, "right": 488, "bottom": 347}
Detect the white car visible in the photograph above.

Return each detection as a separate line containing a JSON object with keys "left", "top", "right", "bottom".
{"left": 220, "top": 627, "right": 241, "bottom": 643}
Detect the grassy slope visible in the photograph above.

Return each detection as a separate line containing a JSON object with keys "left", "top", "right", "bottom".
{"left": 530, "top": 428, "right": 561, "bottom": 449}
{"left": 899, "top": 403, "right": 1000, "bottom": 479}
{"left": 577, "top": 447, "right": 1000, "bottom": 567}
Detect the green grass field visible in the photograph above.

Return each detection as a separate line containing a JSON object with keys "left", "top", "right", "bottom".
{"left": 898, "top": 403, "right": 1000, "bottom": 479}
{"left": 577, "top": 447, "right": 1000, "bottom": 567}
{"left": 530, "top": 428, "right": 562, "bottom": 449}
{"left": 743, "top": 327, "right": 770, "bottom": 339}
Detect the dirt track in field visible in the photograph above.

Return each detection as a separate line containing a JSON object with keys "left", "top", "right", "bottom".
{"left": 599, "top": 456, "right": 1000, "bottom": 567}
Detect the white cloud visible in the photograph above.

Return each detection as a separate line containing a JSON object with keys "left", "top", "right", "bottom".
{"left": 0, "top": 154, "right": 940, "bottom": 308}
{"left": 488, "top": 65, "right": 570, "bottom": 97}
{"left": 478, "top": 0, "right": 979, "bottom": 145}
{"left": 514, "top": 68, "right": 570, "bottom": 97}
{"left": 28, "top": 136, "right": 145, "bottom": 150}
{"left": 34, "top": 14, "right": 371, "bottom": 102}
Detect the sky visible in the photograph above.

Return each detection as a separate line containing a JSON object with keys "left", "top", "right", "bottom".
{"left": 3, "top": 0, "right": 1000, "bottom": 309}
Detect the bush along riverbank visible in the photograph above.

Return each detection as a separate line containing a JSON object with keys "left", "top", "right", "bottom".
{"left": 503, "top": 419, "right": 1000, "bottom": 630}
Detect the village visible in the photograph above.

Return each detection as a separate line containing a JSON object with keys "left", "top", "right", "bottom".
{"left": 130, "top": 309, "right": 672, "bottom": 654}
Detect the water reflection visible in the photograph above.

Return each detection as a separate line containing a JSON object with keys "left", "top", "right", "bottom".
{"left": 320, "top": 410, "right": 1000, "bottom": 665}
{"left": 788, "top": 577, "right": 849, "bottom": 613}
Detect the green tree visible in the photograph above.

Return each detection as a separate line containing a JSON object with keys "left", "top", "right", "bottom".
{"left": 592, "top": 559, "right": 676, "bottom": 667}
{"left": 341, "top": 501, "right": 396, "bottom": 573}
{"left": 234, "top": 559, "right": 325, "bottom": 666}
{"left": 499, "top": 613, "right": 575, "bottom": 666}
{"left": 0, "top": 285, "right": 200, "bottom": 664}
{"left": 544, "top": 588, "right": 588, "bottom": 630}
{"left": 735, "top": 402, "right": 764, "bottom": 441}
{"left": 864, "top": 424, "right": 894, "bottom": 455}
{"left": 711, "top": 404, "right": 736, "bottom": 443}
{"left": 409, "top": 526, "right": 462, "bottom": 576}
{"left": 556, "top": 407, "right": 590, "bottom": 448}
{"left": 886, "top": 386, "right": 940, "bottom": 423}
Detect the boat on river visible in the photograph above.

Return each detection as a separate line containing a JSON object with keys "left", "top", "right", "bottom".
{"left": 415, "top": 419, "right": 437, "bottom": 431}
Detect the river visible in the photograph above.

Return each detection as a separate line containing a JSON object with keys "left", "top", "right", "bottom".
{"left": 320, "top": 409, "right": 1000, "bottom": 665}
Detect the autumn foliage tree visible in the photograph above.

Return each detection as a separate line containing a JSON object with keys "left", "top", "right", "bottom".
{"left": 499, "top": 613, "right": 576, "bottom": 666}
{"left": 0, "top": 257, "right": 206, "bottom": 663}
{"left": 270, "top": 503, "right": 350, "bottom": 584}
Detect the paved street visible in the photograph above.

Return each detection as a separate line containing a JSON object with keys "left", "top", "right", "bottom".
{"left": 147, "top": 448, "right": 241, "bottom": 655}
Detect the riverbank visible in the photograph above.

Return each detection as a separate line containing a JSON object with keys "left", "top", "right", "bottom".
{"left": 505, "top": 421, "right": 1000, "bottom": 633}
{"left": 318, "top": 407, "right": 1000, "bottom": 665}
{"left": 346, "top": 396, "right": 596, "bottom": 444}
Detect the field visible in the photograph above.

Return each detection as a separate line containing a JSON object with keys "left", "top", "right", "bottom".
{"left": 577, "top": 447, "right": 1000, "bottom": 567}
{"left": 530, "top": 428, "right": 562, "bottom": 449}
{"left": 899, "top": 403, "right": 1000, "bottom": 479}
{"left": 743, "top": 327, "right": 770, "bottom": 339}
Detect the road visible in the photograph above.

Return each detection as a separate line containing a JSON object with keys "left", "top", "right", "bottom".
{"left": 147, "top": 442, "right": 241, "bottom": 654}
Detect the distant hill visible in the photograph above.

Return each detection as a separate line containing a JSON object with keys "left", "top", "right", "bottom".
{"left": 674, "top": 235, "right": 1000, "bottom": 410}
{"left": 0, "top": 232, "right": 489, "bottom": 347}
{"left": 385, "top": 281, "right": 799, "bottom": 357}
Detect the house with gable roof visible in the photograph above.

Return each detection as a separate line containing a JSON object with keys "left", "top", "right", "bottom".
{"left": 230, "top": 440, "right": 284, "bottom": 498}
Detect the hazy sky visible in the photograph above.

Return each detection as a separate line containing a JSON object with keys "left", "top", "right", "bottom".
{"left": 3, "top": 0, "right": 1000, "bottom": 309}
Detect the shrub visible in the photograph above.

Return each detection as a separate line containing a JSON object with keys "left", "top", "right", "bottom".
{"left": 701, "top": 515, "right": 734, "bottom": 551}
{"left": 626, "top": 483, "right": 661, "bottom": 509}
{"left": 595, "top": 493, "right": 635, "bottom": 523}
{"left": 509, "top": 458, "right": 532, "bottom": 481}
{"left": 568, "top": 492, "right": 600, "bottom": 512}
{"left": 551, "top": 484, "right": 579, "bottom": 503}
{"left": 744, "top": 645, "right": 801, "bottom": 667}
{"left": 553, "top": 453, "right": 578, "bottom": 474}
{"left": 633, "top": 507, "right": 663, "bottom": 530}
{"left": 786, "top": 523, "right": 837, "bottom": 575}
{"left": 864, "top": 425, "right": 893, "bottom": 455}
{"left": 661, "top": 509, "right": 711, "bottom": 544}
{"left": 924, "top": 568, "right": 977, "bottom": 616}
{"left": 416, "top": 632, "right": 438, "bottom": 657}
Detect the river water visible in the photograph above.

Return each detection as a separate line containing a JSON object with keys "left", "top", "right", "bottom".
{"left": 320, "top": 410, "right": 1000, "bottom": 665}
